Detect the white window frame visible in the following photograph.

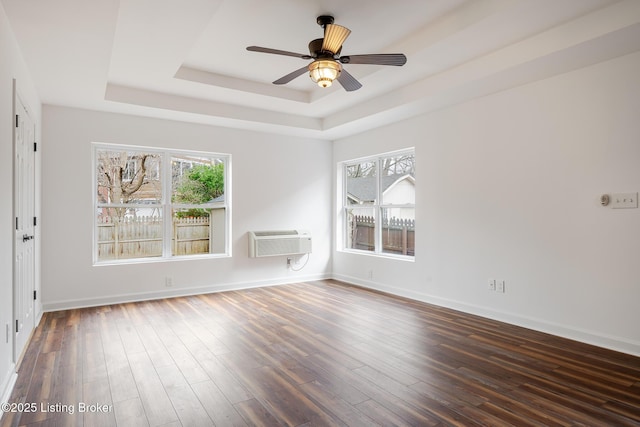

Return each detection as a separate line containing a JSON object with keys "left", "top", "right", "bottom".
{"left": 340, "top": 148, "right": 415, "bottom": 259}
{"left": 92, "top": 143, "right": 231, "bottom": 265}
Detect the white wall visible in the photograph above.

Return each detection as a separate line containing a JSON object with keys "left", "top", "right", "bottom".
{"left": 41, "top": 106, "right": 332, "bottom": 310}
{"left": 0, "top": 2, "right": 41, "bottom": 404}
{"left": 333, "top": 51, "right": 640, "bottom": 356}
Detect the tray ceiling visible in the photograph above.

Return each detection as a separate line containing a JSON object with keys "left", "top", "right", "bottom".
{"left": 3, "top": 0, "right": 639, "bottom": 139}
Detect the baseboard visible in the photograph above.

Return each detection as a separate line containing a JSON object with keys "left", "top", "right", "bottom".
{"left": 42, "top": 273, "right": 331, "bottom": 312}
{"left": 332, "top": 274, "right": 640, "bottom": 358}
{"left": 0, "top": 365, "right": 17, "bottom": 406}
{"left": 35, "top": 303, "right": 43, "bottom": 326}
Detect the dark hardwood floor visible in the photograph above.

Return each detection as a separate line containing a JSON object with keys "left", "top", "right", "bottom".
{"left": 2, "top": 280, "right": 639, "bottom": 426}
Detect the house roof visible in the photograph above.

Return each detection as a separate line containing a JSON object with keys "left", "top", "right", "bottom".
{"left": 347, "top": 174, "right": 414, "bottom": 203}
{"left": 208, "top": 194, "right": 225, "bottom": 203}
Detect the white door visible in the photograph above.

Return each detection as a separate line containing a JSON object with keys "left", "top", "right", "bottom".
{"left": 13, "top": 94, "right": 36, "bottom": 362}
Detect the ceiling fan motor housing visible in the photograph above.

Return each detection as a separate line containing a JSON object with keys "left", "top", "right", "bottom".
{"left": 308, "top": 39, "right": 323, "bottom": 56}
{"left": 308, "top": 38, "right": 341, "bottom": 57}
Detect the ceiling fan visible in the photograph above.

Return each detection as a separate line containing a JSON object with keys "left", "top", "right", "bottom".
{"left": 246, "top": 15, "right": 407, "bottom": 92}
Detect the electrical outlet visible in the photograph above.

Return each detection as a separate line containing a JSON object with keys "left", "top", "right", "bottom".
{"left": 488, "top": 279, "right": 496, "bottom": 291}
{"left": 611, "top": 192, "right": 638, "bottom": 209}
{"left": 165, "top": 276, "right": 173, "bottom": 287}
{"left": 496, "top": 280, "right": 505, "bottom": 293}
{"left": 287, "top": 257, "right": 292, "bottom": 269}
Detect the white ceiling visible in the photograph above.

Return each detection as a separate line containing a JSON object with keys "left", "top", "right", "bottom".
{"left": 3, "top": 0, "right": 640, "bottom": 139}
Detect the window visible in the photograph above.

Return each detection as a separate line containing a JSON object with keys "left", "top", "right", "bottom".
{"left": 342, "top": 150, "right": 415, "bottom": 257}
{"left": 94, "top": 143, "right": 230, "bottom": 263}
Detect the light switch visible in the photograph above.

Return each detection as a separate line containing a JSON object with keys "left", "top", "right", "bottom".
{"left": 611, "top": 192, "right": 638, "bottom": 209}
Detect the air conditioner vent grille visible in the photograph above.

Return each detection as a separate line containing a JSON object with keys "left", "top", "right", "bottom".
{"left": 248, "top": 230, "right": 312, "bottom": 257}
{"left": 256, "top": 238, "right": 301, "bottom": 257}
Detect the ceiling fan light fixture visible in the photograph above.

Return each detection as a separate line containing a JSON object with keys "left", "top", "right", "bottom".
{"left": 308, "top": 59, "right": 341, "bottom": 88}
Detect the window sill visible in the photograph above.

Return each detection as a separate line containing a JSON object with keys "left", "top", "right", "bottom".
{"left": 337, "top": 249, "right": 415, "bottom": 262}
{"left": 93, "top": 253, "right": 230, "bottom": 267}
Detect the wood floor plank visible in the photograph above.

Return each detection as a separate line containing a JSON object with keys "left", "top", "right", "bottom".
{"left": 190, "top": 380, "right": 248, "bottom": 427}
{"left": 113, "top": 398, "right": 149, "bottom": 427}
{"left": 151, "top": 324, "right": 210, "bottom": 385}
{"left": 155, "top": 364, "right": 214, "bottom": 427}
{"left": 82, "top": 379, "right": 116, "bottom": 427}
{"left": 51, "top": 345, "right": 83, "bottom": 427}
{"left": 181, "top": 318, "right": 231, "bottom": 356}
{"left": 81, "top": 331, "right": 108, "bottom": 384}
{"left": 233, "top": 398, "right": 282, "bottom": 427}
{"left": 99, "top": 319, "right": 139, "bottom": 404}
{"left": 2, "top": 280, "right": 639, "bottom": 427}
{"left": 126, "top": 351, "right": 179, "bottom": 427}
{"left": 306, "top": 351, "right": 443, "bottom": 426}
{"left": 233, "top": 365, "right": 333, "bottom": 426}
{"left": 133, "top": 323, "right": 174, "bottom": 370}
{"left": 193, "top": 351, "right": 254, "bottom": 405}
{"left": 515, "top": 383, "right": 635, "bottom": 426}
{"left": 18, "top": 351, "right": 57, "bottom": 426}
{"left": 354, "top": 399, "right": 417, "bottom": 427}
{"left": 297, "top": 354, "right": 371, "bottom": 405}
{"left": 115, "top": 322, "right": 146, "bottom": 355}
{"left": 40, "top": 322, "right": 64, "bottom": 354}
{"left": 298, "top": 380, "right": 380, "bottom": 427}
{"left": 352, "top": 365, "right": 474, "bottom": 426}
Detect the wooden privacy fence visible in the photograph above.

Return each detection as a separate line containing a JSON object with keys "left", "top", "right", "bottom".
{"left": 351, "top": 215, "right": 415, "bottom": 255}
{"left": 97, "top": 216, "right": 210, "bottom": 260}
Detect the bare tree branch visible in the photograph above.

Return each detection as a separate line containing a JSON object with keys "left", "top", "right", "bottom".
{"left": 122, "top": 154, "right": 148, "bottom": 197}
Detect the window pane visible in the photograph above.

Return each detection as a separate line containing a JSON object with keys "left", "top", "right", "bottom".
{"left": 346, "top": 208, "right": 375, "bottom": 252}
{"left": 381, "top": 154, "right": 415, "bottom": 205}
{"left": 381, "top": 207, "right": 415, "bottom": 256}
{"left": 172, "top": 207, "right": 226, "bottom": 256}
{"left": 96, "top": 149, "right": 162, "bottom": 204}
{"left": 172, "top": 209, "right": 210, "bottom": 256}
{"left": 172, "top": 156, "right": 225, "bottom": 205}
{"left": 346, "top": 161, "right": 377, "bottom": 205}
{"left": 96, "top": 208, "right": 163, "bottom": 261}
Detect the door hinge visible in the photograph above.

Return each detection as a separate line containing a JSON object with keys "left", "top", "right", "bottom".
{"left": 15, "top": 320, "right": 19, "bottom": 333}
{"left": 15, "top": 114, "right": 19, "bottom": 128}
{"left": 15, "top": 217, "right": 19, "bottom": 230}
{"left": 34, "top": 216, "right": 37, "bottom": 226}
{"left": 34, "top": 290, "right": 37, "bottom": 301}
{"left": 34, "top": 142, "right": 37, "bottom": 152}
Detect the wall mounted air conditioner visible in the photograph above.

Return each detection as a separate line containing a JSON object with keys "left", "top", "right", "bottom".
{"left": 248, "top": 230, "right": 312, "bottom": 258}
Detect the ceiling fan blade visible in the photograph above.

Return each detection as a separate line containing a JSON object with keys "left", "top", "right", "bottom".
{"left": 273, "top": 66, "right": 309, "bottom": 85}
{"left": 322, "top": 24, "right": 351, "bottom": 54}
{"left": 340, "top": 53, "right": 407, "bottom": 66}
{"left": 336, "top": 68, "right": 362, "bottom": 92}
{"left": 247, "top": 46, "right": 312, "bottom": 60}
